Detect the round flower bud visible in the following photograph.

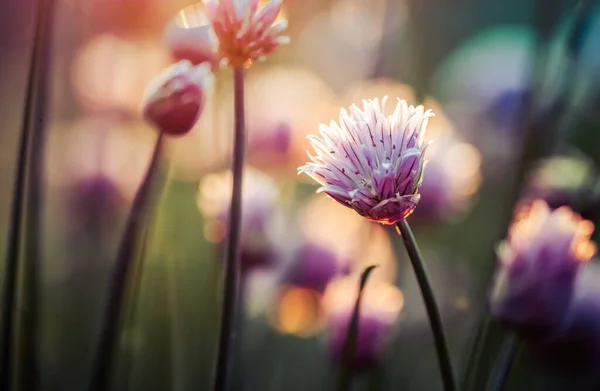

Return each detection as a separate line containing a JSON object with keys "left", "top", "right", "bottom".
{"left": 163, "top": 4, "right": 220, "bottom": 68}
{"left": 142, "top": 60, "right": 214, "bottom": 136}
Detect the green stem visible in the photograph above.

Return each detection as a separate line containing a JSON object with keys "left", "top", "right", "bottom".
{"left": 212, "top": 66, "right": 246, "bottom": 391}
{"left": 396, "top": 220, "right": 456, "bottom": 391}
{"left": 0, "top": 0, "right": 55, "bottom": 388}
{"left": 87, "top": 133, "right": 164, "bottom": 391}
{"left": 486, "top": 335, "right": 519, "bottom": 391}
{"left": 336, "top": 265, "right": 379, "bottom": 391}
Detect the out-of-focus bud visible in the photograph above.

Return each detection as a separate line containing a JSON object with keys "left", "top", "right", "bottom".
{"left": 163, "top": 3, "right": 220, "bottom": 68}
{"left": 142, "top": 60, "right": 214, "bottom": 136}
{"left": 247, "top": 122, "right": 293, "bottom": 170}
{"left": 198, "top": 167, "right": 281, "bottom": 274}
{"left": 489, "top": 200, "right": 596, "bottom": 337}
{"left": 284, "top": 243, "right": 350, "bottom": 293}
{"left": 413, "top": 135, "right": 482, "bottom": 223}
{"left": 323, "top": 277, "right": 404, "bottom": 371}
{"left": 66, "top": 174, "right": 125, "bottom": 230}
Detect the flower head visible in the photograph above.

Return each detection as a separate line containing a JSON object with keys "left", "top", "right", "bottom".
{"left": 299, "top": 98, "right": 433, "bottom": 225}
{"left": 142, "top": 60, "right": 214, "bottom": 136}
{"left": 203, "top": 0, "right": 290, "bottom": 67}
{"left": 489, "top": 200, "right": 596, "bottom": 336}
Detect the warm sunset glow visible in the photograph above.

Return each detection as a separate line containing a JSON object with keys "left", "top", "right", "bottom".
{"left": 298, "top": 196, "right": 397, "bottom": 282}
{"left": 72, "top": 34, "right": 170, "bottom": 112}
{"left": 269, "top": 286, "right": 324, "bottom": 337}
{"left": 322, "top": 277, "right": 404, "bottom": 324}
{"left": 45, "top": 118, "right": 156, "bottom": 201}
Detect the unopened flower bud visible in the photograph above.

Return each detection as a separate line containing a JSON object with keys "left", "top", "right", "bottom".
{"left": 163, "top": 4, "right": 220, "bottom": 67}
{"left": 142, "top": 60, "right": 214, "bottom": 136}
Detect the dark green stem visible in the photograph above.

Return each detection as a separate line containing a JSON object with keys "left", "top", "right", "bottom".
{"left": 396, "top": 220, "right": 456, "bottom": 391}
{"left": 336, "top": 265, "right": 379, "bottom": 391}
{"left": 486, "top": 335, "right": 519, "bottom": 391}
{"left": 0, "top": 0, "right": 55, "bottom": 388}
{"left": 212, "top": 66, "right": 246, "bottom": 391}
{"left": 87, "top": 133, "right": 164, "bottom": 391}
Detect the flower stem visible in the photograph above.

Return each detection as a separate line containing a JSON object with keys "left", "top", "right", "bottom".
{"left": 486, "top": 335, "right": 519, "bottom": 391}
{"left": 0, "top": 0, "right": 54, "bottom": 388}
{"left": 212, "top": 66, "right": 246, "bottom": 391}
{"left": 87, "top": 133, "right": 164, "bottom": 391}
{"left": 336, "top": 265, "right": 379, "bottom": 391}
{"left": 396, "top": 220, "right": 456, "bottom": 391}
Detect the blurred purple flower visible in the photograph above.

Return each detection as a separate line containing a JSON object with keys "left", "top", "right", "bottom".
{"left": 142, "top": 60, "right": 214, "bottom": 136}
{"left": 413, "top": 136, "right": 481, "bottom": 223}
{"left": 323, "top": 277, "right": 403, "bottom": 371}
{"left": 247, "top": 122, "right": 292, "bottom": 169}
{"left": 198, "top": 167, "right": 281, "bottom": 274}
{"left": 284, "top": 243, "right": 350, "bottom": 293}
{"left": 65, "top": 174, "right": 125, "bottom": 229}
{"left": 484, "top": 89, "right": 528, "bottom": 133}
{"left": 489, "top": 200, "right": 596, "bottom": 337}
{"left": 299, "top": 98, "right": 433, "bottom": 225}
{"left": 526, "top": 263, "right": 600, "bottom": 377}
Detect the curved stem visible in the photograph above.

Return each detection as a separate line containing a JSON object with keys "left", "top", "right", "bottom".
{"left": 396, "top": 220, "right": 456, "bottom": 391}
{"left": 486, "top": 335, "right": 519, "bottom": 391}
{"left": 336, "top": 265, "right": 379, "bottom": 391}
{"left": 0, "top": 0, "right": 55, "bottom": 388}
{"left": 87, "top": 133, "right": 164, "bottom": 391}
{"left": 212, "top": 66, "right": 246, "bottom": 391}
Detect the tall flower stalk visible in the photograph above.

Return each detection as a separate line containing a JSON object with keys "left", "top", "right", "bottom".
{"left": 335, "top": 265, "right": 379, "bottom": 391}
{"left": 88, "top": 60, "right": 214, "bottom": 391}
{"left": 396, "top": 220, "right": 456, "bottom": 391}
{"left": 300, "top": 98, "right": 456, "bottom": 391}
{"left": 213, "top": 66, "right": 246, "bottom": 391}
{"left": 0, "top": 0, "right": 55, "bottom": 388}
{"left": 182, "top": 1, "right": 289, "bottom": 390}
{"left": 87, "top": 133, "right": 164, "bottom": 391}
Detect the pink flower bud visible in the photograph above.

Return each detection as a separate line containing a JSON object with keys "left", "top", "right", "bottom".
{"left": 142, "top": 60, "right": 214, "bottom": 136}
{"left": 163, "top": 4, "right": 220, "bottom": 68}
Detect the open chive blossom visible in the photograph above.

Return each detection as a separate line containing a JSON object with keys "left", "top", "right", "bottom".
{"left": 490, "top": 200, "right": 597, "bottom": 336}
{"left": 203, "top": 0, "right": 290, "bottom": 67}
{"left": 299, "top": 98, "right": 434, "bottom": 225}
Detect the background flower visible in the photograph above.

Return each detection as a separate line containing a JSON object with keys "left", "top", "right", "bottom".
{"left": 489, "top": 200, "right": 596, "bottom": 336}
